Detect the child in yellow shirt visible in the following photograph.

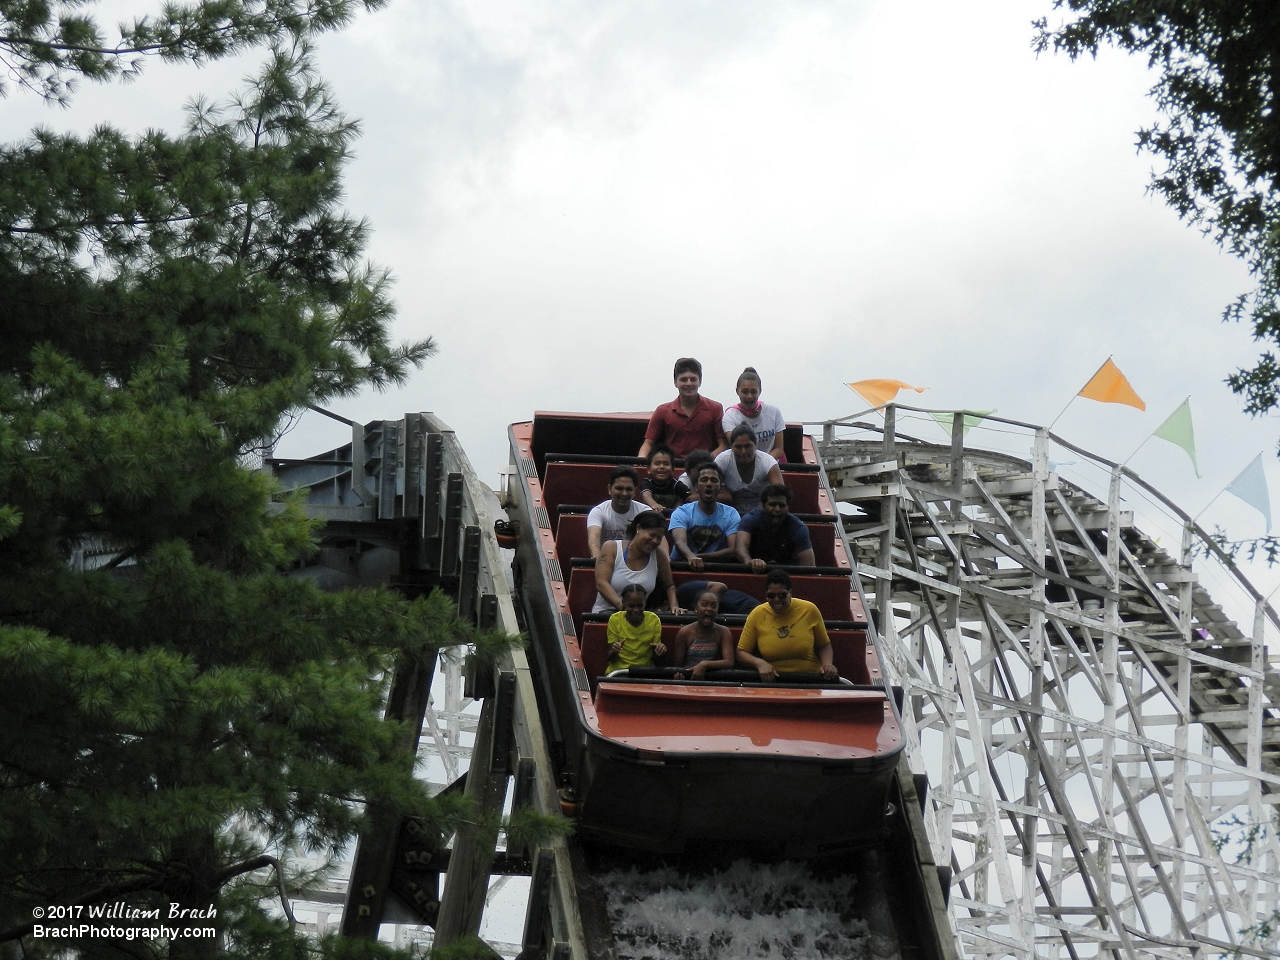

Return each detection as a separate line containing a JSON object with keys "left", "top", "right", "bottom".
{"left": 605, "top": 584, "right": 667, "bottom": 673}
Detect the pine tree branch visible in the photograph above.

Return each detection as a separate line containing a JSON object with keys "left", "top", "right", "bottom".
{"left": 0, "top": 34, "right": 204, "bottom": 56}
{"left": 5, "top": 207, "right": 242, "bottom": 234}
{"left": 215, "top": 854, "right": 296, "bottom": 928}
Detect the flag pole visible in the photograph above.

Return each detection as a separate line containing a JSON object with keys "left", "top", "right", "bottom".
{"left": 1192, "top": 450, "right": 1251, "bottom": 523}
{"left": 1192, "top": 488, "right": 1226, "bottom": 524}
{"left": 1123, "top": 394, "right": 1191, "bottom": 468}
{"left": 1120, "top": 435, "right": 1151, "bottom": 469}
{"left": 1048, "top": 356, "right": 1111, "bottom": 430}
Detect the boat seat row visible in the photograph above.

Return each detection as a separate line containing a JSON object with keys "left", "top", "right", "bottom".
{"left": 565, "top": 561, "right": 863, "bottom": 634}
{"left": 540, "top": 460, "right": 823, "bottom": 527}
{"left": 552, "top": 510, "right": 839, "bottom": 568}
{"left": 543, "top": 451, "right": 818, "bottom": 469}
{"left": 577, "top": 618, "right": 871, "bottom": 692}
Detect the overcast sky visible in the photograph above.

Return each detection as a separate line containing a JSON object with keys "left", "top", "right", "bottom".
{"left": 7, "top": 0, "right": 1279, "bottom": 576}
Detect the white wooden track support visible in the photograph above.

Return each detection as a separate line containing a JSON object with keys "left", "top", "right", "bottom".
{"left": 817, "top": 406, "right": 1280, "bottom": 960}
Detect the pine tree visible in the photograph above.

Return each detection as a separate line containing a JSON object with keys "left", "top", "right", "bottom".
{"left": 0, "top": 0, "right": 386, "bottom": 102}
{"left": 0, "top": 5, "right": 509, "bottom": 957}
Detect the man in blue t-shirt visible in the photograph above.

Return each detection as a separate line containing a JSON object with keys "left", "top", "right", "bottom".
{"left": 735, "top": 483, "right": 815, "bottom": 572}
{"left": 669, "top": 463, "right": 740, "bottom": 571}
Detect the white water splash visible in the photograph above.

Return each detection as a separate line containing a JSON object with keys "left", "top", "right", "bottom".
{"left": 599, "top": 859, "right": 871, "bottom": 959}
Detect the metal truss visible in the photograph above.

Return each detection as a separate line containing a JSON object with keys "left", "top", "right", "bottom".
{"left": 819, "top": 407, "right": 1280, "bottom": 960}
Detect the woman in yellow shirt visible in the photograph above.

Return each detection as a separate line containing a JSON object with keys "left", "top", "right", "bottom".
{"left": 736, "top": 570, "right": 838, "bottom": 682}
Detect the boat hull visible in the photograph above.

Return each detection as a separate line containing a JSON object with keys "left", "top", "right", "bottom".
{"left": 507, "top": 412, "right": 905, "bottom": 854}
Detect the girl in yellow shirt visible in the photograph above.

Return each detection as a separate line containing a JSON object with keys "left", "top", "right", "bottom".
{"left": 605, "top": 584, "right": 667, "bottom": 673}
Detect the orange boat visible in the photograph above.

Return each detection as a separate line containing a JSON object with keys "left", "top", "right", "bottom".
{"left": 506, "top": 412, "right": 904, "bottom": 856}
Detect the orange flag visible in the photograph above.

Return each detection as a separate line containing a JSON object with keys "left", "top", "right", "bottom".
{"left": 1078, "top": 358, "right": 1145, "bottom": 411}
{"left": 846, "top": 379, "right": 927, "bottom": 408}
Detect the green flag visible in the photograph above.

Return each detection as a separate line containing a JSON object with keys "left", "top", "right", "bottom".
{"left": 929, "top": 410, "right": 996, "bottom": 439}
{"left": 1152, "top": 398, "right": 1200, "bottom": 478}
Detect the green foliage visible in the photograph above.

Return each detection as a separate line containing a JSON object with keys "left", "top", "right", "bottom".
{"left": 1209, "top": 811, "right": 1280, "bottom": 958}
{"left": 1035, "top": 3, "right": 1280, "bottom": 424}
{"left": 503, "top": 806, "right": 573, "bottom": 854}
{"left": 224, "top": 879, "right": 423, "bottom": 959}
{"left": 0, "top": 0, "right": 387, "bottom": 103}
{"left": 1197, "top": 526, "right": 1280, "bottom": 567}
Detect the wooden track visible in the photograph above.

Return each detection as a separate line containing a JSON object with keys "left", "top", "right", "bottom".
{"left": 818, "top": 406, "right": 1280, "bottom": 960}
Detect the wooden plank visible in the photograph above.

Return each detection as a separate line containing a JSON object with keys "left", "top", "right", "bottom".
{"left": 839, "top": 459, "right": 900, "bottom": 479}
{"left": 433, "top": 677, "right": 511, "bottom": 945}
{"left": 834, "top": 481, "right": 908, "bottom": 500}
{"left": 857, "top": 562, "right": 962, "bottom": 596}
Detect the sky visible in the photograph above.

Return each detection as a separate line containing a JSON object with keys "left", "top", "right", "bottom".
{"left": 5, "top": 0, "right": 1279, "bottom": 573}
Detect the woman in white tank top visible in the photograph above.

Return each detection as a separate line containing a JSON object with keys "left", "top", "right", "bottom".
{"left": 592, "top": 511, "right": 682, "bottom": 613}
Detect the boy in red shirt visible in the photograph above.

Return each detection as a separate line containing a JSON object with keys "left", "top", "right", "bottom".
{"left": 638, "top": 358, "right": 728, "bottom": 459}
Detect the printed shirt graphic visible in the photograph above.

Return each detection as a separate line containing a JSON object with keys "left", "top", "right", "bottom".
{"left": 670, "top": 502, "right": 740, "bottom": 554}
{"left": 722, "top": 402, "right": 785, "bottom": 450}
{"left": 738, "top": 598, "right": 829, "bottom": 673}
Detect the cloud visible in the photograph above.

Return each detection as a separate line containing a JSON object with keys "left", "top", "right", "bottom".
{"left": 291, "top": 0, "right": 1260, "bottom": 490}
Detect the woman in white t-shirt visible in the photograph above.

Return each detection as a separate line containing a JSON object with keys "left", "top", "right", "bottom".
{"left": 721, "top": 367, "right": 786, "bottom": 462}
{"left": 715, "top": 424, "right": 784, "bottom": 515}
